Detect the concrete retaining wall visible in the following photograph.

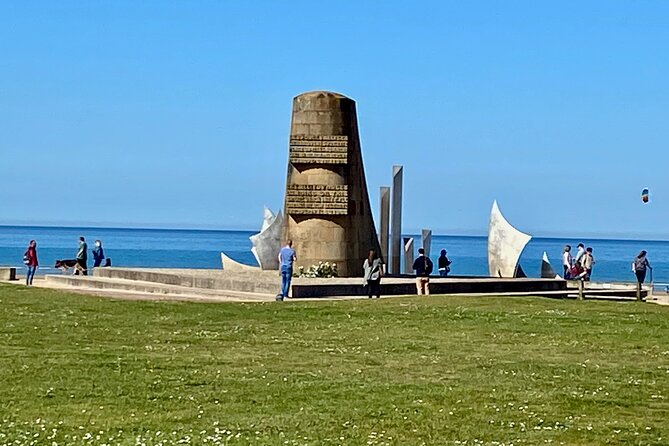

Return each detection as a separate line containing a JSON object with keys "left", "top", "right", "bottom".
{"left": 94, "top": 268, "right": 280, "bottom": 294}
{"left": 0, "top": 267, "right": 17, "bottom": 281}
{"left": 90, "top": 268, "right": 569, "bottom": 299}
{"left": 292, "top": 278, "right": 567, "bottom": 298}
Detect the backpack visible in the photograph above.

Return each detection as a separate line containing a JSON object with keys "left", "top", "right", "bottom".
{"left": 634, "top": 257, "right": 646, "bottom": 272}
{"left": 425, "top": 257, "right": 433, "bottom": 275}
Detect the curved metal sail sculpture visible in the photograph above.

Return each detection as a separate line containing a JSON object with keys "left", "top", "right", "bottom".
{"left": 220, "top": 252, "right": 260, "bottom": 272}
{"left": 249, "top": 207, "right": 283, "bottom": 270}
{"left": 220, "top": 207, "right": 283, "bottom": 271}
{"left": 487, "top": 201, "right": 532, "bottom": 278}
{"left": 541, "top": 251, "right": 560, "bottom": 279}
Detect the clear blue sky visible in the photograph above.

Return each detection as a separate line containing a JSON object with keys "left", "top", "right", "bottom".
{"left": 2, "top": 1, "right": 668, "bottom": 238}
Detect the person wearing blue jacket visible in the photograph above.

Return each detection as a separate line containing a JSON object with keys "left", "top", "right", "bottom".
{"left": 92, "top": 240, "right": 105, "bottom": 268}
{"left": 412, "top": 248, "right": 433, "bottom": 295}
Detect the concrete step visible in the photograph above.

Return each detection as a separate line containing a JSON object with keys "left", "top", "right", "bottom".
{"left": 579, "top": 289, "right": 648, "bottom": 298}
{"left": 44, "top": 274, "right": 274, "bottom": 301}
{"left": 93, "top": 267, "right": 280, "bottom": 294}
{"left": 566, "top": 281, "right": 648, "bottom": 291}
{"left": 565, "top": 282, "right": 649, "bottom": 298}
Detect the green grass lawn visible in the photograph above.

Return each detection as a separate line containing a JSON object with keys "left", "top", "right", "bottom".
{"left": 1, "top": 284, "right": 668, "bottom": 445}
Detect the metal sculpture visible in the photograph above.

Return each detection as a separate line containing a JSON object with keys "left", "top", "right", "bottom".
{"left": 541, "top": 251, "right": 560, "bottom": 279}
{"left": 487, "top": 201, "right": 532, "bottom": 278}
{"left": 249, "top": 207, "right": 283, "bottom": 270}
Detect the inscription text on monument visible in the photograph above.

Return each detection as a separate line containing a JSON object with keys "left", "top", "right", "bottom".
{"left": 289, "top": 135, "right": 348, "bottom": 164}
{"left": 285, "top": 184, "right": 349, "bottom": 215}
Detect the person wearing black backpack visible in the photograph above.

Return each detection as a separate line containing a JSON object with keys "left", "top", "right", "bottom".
{"left": 632, "top": 250, "right": 652, "bottom": 284}
{"left": 412, "top": 247, "right": 433, "bottom": 295}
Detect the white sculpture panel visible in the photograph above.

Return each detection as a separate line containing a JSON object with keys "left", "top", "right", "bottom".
{"left": 249, "top": 207, "right": 283, "bottom": 270}
{"left": 487, "top": 201, "right": 532, "bottom": 278}
{"left": 221, "top": 252, "right": 260, "bottom": 272}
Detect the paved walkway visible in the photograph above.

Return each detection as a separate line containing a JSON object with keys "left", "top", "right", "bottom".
{"left": 649, "top": 293, "right": 669, "bottom": 305}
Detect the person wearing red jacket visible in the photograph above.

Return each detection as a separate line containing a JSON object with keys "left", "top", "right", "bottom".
{"left": 24, "top": 240, "right": 38, "bottom": 286}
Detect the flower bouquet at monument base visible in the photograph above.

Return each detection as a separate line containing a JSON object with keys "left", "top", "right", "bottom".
{"left": 295, "top": 261, "right": 338, "bottom": 278}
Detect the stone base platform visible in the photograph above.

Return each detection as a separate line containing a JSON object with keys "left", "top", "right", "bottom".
{"left": 35, "top": 267, "right": 570, "bottom": 301}
{"left": 2, "top": 267, "right": 657, "bottom": 303}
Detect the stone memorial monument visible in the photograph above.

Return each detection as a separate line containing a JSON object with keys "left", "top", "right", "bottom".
{"left": 281, "top": 91, "right": 381, "bottom": 277}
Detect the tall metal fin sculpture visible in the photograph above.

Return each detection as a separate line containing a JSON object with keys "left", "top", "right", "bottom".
{"left": 541, "top": 251, "right": 560, "bottom": 279}
{"left": 390, "top": 166, "right": 403, "bottom": 275}
{"left": 421, "top": 229, "right": 432, "bottom": 259}
{"left": 379, "top": 186, "right": 390, "bottom": 262}
{"left": 488, "top": 201, "right": 532, "bottom": 278}
{"left": 249, "top": 206, "right": 283, "bottom": 270}
{"left": 403, "top": 237, "right": 414, "bottom": 274}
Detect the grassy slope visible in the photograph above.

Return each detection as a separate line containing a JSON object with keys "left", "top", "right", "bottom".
{"left": 0, "top": 284, "right": 668, "bottom": 445}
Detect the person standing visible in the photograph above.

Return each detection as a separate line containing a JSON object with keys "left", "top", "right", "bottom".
{"left": 578, "top": 247, "right": 595, "bottom": 281}
{"left": 562, "top": 245, "right": 572, "bottom": 279}
{"left": 412, "top": 247, "right": 433, "bottom": 295}
{"left": 76, "top": 236, "right": 88, "bottom": 276}
{"left": 363, "top": 249, "right": 383, "bottom": 299}
{"left": 632, "top": 250, "right": 652, "bottom": 284}
{"left": 92, "top": 240, "right": 105, "bottom": 268}
{"left": 24, "top": 240, "right": 38, "bottom": 286}
{"left": 574, "top": 243, "right": 586, "bottom": 266}
{"left": 277, "top": 240, "right": 296, "bottom": 300}
{"left": 438, "top": 249, "right": 452, "bottom": 277}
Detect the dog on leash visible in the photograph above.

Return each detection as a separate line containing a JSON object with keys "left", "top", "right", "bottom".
{"left": 54, "top": 259, "right": 85, "bottom": 275}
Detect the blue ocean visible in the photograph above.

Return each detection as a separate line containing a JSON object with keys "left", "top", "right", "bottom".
{"left": 1, "top": 225, "right": 667, "bottom": 287}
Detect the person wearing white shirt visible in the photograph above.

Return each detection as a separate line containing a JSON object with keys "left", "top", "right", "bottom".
{"left": 562, "top": 245, "right": 573, "bottom": 279}
{"left": 577, "top": 247, "right": 595, "bottom": 281}
{"left": 574, "top": 243, "right": 586, "bottom": 266}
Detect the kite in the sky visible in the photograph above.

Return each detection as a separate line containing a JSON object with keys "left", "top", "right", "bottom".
{"left": 642, "top": 187, "right": 649, "bottom": 203}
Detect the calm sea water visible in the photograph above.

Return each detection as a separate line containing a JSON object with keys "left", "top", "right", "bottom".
{"left": 1, "top": 225, "right": 667, "bottom": 286}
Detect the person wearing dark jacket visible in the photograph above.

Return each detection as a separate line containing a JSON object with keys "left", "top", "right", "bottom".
{"left": 412, "top": 248, "right": 433, "bottom": 295}
{"left": 76, "top": 236, "right": 88, "bottom": 275}
{"left": 93, "top": 240, "right": 105, "bottom": 268}
{"left": 24, "top": 240, "right": 38, "bottom": 286}
{"left": 438, "top": 249, "right": 452, "bottom": 277}
{"left": 632, "top": 250, "right": 652, "bottom": 284}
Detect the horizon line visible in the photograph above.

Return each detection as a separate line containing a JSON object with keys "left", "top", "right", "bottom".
{"left": 1, "top": 223, "right": 669, "bottom": 244}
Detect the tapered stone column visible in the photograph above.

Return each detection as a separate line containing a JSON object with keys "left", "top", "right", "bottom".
{"left": 379, "top": 186, "right": 390, "bottom": 262}
{"left": 421, "top": 229, "right": 432, "bottom": 259}
{"left": 390, "top": 166, "right": 403, "bottom": 275}
{"left": 403, "top": 237, "right": 414, "bottom": 274}
{"left": 281, "top": 91, "right": 381, "bottom": 277}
